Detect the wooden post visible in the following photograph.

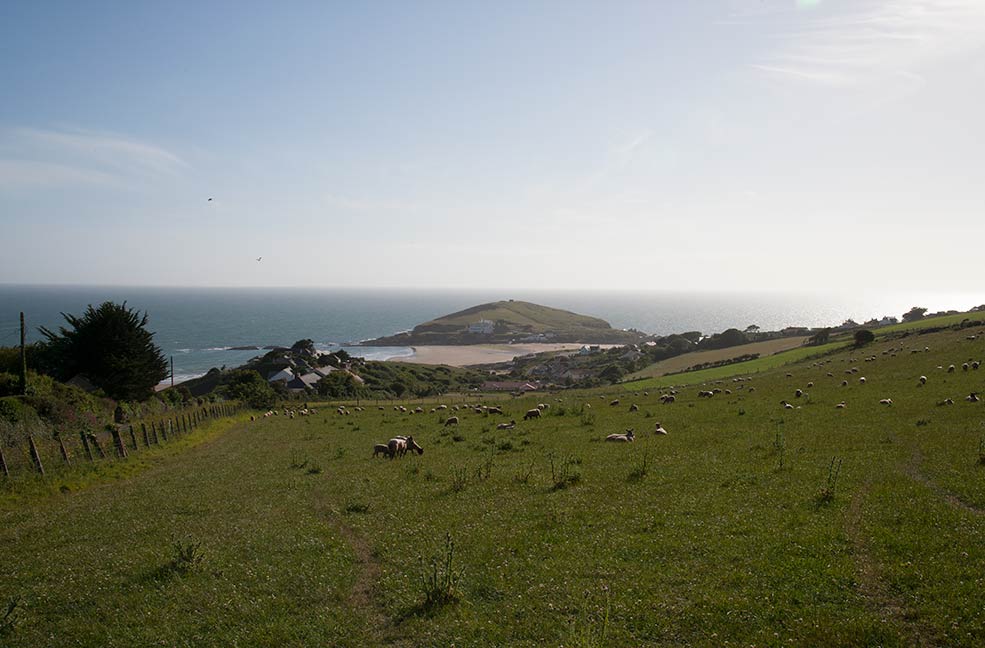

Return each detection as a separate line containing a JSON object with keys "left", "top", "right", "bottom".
{"left": 111, "top": 428, "right": 128, "bottom": 459}
{"left": 90, "top": 434, "right": 106, "bottom": 459}
{"left": 160, "top": 420, "right": 169, "bottom": 442}
{"left": 19, "top": 312, "right": 27, "bottom": 396}
{"left": 128, "top": 424, "right": 138, "bottom": 450}
{"left": 28, "top": 435, "right": 45, "bottom": 475}
{"left": 151, "top": 422, "right": 160, "bottom": 445}
{"left": 141, "top": 422, "right": 150, "bottom": 447}
{"left": 0, "top": 446, "right": 8, "bottom": 477}
{"left": 182, "top": 414, "right": 188, "bottom": 433}
{"left": 80, "top": 431, "right": 94, "bottom": 462}
{"left": 58, "top": 437, "right": 71, "bottom": 465}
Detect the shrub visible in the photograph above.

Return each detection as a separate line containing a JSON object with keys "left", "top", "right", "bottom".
{"left": 853, "top": 329, "right": 875, "bottom": 346}
{"left": 418, "top": 533, "right": 463, "bottom": 609}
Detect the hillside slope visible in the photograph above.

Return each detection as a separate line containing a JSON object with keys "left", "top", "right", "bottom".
{"left": 362, "top": 300, "right": 644, "bottom": 345}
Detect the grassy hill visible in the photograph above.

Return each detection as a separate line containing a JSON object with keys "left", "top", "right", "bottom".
{"left": 3, "top": 320, "right": 985, "bottom": 645}
{"left": 363, "top": 300, "right": 644, "bottom": 345}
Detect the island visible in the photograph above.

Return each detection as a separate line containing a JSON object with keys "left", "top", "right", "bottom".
{"left": 360, "top": 299, "right": 645, "bottom": 346}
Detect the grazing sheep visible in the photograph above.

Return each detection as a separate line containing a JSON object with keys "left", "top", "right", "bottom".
{"left": 698, "top": 391, "right": 714, "bottom": 398}
{"left": 948, "top": 365, "right": 956, "bottom": 373}
{"left": 653, "top": 422, "right": 668, "bottom": 435}
{"left": 963, "top": 363, "right": 970, "bottom": 371}
{"left": 605, "top": 429, "right": 635, "bottom": 443}
{"left": 386, "top": 437, "right": 406, "bottom": 459}
{"left": 938, "top": 398, "right": 955, "bottom": 406}
{"left": 826, "top": 372, "right": 834, "bottom": 377}
{"left": 879, "top": 398, "right": 893, "bottom": 406}
{"left": 609, "top": 399, "right": 620, "bottom": 407}
{"left": 795, "top": 389, "right": 803, "bottom": 398}
{"left": 373, "top": 443, "right": 392, "bottom": 458}
{"left": 405, "top": 436, "right": 424, "bottom": 455}
{"left": 629, "top": 404, "right": 639, "bottom": 412}
{"left": 968, "top": 393, "right": 981, "bottom": 403}
{"left": 497, "top": 420, "right": 517, "bottom": 430}
{"left": 444, "top": 416, "right": 459, "bottom": 427}
{"left": 807, "top": 382, "right": 814, "bottom": 388}
{"left": 836, "top": 402, "right": 846, "bottom": 409}
{"left": 859, "top": 377, "right": 866, "bottom": 384}
{"left": 919, "top": 375, "right": 927, "bottom": 385}
{"left": 524, "top": 408, "right": 542, "bottom": 420}
{"left": 437, "top": 404, "right": 448, "bottom": 410}
{"left": 972, "top": 361, "right": 980, "bottom": 370}
{"left": 487, "top": 406, "right": 504, "bottom": 415}
{"left": 841, "top": 380, "right": 849, "bottom": 387}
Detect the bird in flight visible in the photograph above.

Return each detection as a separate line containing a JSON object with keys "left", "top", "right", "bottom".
{"left": 207, "top": 197, "right": 213, "bottom": 202}
{"left": 256, "top": 257, "right": 262, "bottom": 262}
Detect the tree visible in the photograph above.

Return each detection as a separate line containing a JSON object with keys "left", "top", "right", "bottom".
{"left": 853, "top": 329, "right": 875, "bottom": 346}
{"left": 221, "top": 369, "right": 277, "bottom": 409}
{"left": 902, "top": 306, "right": 928, "bottom": 322}
{"left": 38, "top": 302, "right": 168, "bottom": 401}
{"left": 808, "top": 328, "right": 831, "bottom": 346}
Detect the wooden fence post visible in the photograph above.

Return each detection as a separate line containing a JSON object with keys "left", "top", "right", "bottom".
{"left": 58, "top": 437, "right": 71, "bottom": 465}
{"left": 141, "top": 423, "right": 150, "bottom": 447}
{"left": 160, "top": 420, "right": 169, "bottom": 442}
{"left": 28, "top": 435, "right": 45, "bottom": 476}
{"left": 181, "top": 414, "right": 188, "bottom": 433}
{"left": 0, "top": 446, "right": 8, "bottom": 477}
{"left": 89, "top": 434, "right": 106, "bottom": 460}
{"left": 173, "top": 417, "right": 180, "bottom": 437}
{"left": 129, "top": 425, "right": 138, "bottom": 450}
{"left": 80, "top": 431, "right": 94, "bottom": 462}
{"left": 111, "top": 428, "right": 128, "bottom": 459}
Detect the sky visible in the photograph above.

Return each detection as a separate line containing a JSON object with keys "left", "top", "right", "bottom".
{"left": 1, "top": 0, "right": 984, "bottom": 293}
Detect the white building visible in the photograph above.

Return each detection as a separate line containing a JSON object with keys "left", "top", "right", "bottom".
{"left": 467, "top": 319, "right": 495, "bottom": 335}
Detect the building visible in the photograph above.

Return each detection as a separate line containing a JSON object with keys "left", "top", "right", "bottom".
{"left": 467, "top": 319, "right": 495, "bottom": 335}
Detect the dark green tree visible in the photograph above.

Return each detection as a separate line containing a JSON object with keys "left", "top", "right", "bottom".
{"left": 37, "top": 301, "right": 168, "bottom": 401}
{"left": 220, "top": 370, "right": 277, "bottom": 409}
{"left": 902, "top": 306, "right": 927, "bottom": 322}
{"left": 853, "top": 329, "right": 875, "bottom": 346}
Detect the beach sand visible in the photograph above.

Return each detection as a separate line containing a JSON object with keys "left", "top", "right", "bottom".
{"left": 390, "top": 343, "right": 607, "bottom": 367}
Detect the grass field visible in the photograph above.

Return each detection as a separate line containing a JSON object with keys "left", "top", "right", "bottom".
{"left": 625, "top": 336, "right": 811, "bottom": 381}
{"left": 2, "top": 325, "right": 984, "bottom": 646}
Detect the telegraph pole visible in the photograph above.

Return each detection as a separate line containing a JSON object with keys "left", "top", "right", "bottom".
{"left": 170, "top": 356, "right": 175, "bottom": 388}
{"left": 19, "top": 312, "right": 27, "bottom": 395}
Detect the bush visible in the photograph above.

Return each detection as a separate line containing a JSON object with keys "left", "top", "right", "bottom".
{"left": 853, "top": 329, "right": 875, "bottom": 346}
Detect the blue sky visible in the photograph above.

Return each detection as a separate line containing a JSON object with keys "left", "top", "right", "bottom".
{"left": 2, "top": 1, "right": 984, "bottom": 292}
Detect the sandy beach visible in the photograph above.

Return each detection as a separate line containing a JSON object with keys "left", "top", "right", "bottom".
{"left": 390, "top": 343, "right": 610, "bottom": 367}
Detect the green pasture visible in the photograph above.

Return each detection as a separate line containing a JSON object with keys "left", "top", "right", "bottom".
{"left": 1, "top": 326, "right": 984, "bottom": 646}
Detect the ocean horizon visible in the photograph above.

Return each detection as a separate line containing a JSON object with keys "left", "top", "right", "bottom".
{"left": 2, "top": 284, "right": 982, "bottom": 383}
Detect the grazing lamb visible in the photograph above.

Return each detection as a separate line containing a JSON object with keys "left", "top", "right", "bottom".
{"left": 605, "top": 429, "right": 635, "bottom": 443}
{"left": 444, "top": 416, "right": 459, "bottom": 426}
{"left": 524, "top": 408, "right": 542, "bottom": 420}
{"left": 963, "top": 363, "right": 970, "bottom": 371}
{"left": 795, "top": 389, "right": 803, "bottom": 398}
{"left": 373, "top": 443, "right": 392, "bottom": 458}
{"left": 919, "top": 375, "right": 927, "bottom": 385}
{"left": 836, "top": 402, "right": 846, "bottom": 409}
{"left": 487, "top": 406, "right": 503, "bottom": 415}
{"left": 653, "top": 422, "right": 668, "bottom": 435}
{"left": 968, "top": 393, "right": 981, "bottom": 403}
{"left": 609, "top": 399, "right": 620, "bottom": 407}
{"left": 973, "top": 361, "right": 980, "bottom": 370}
{"left": 879, "top": 398, "right": 893, "bottom": 406}
{"left": 629, "top": 404, "right": 639, "bottom": 412}
{"left": 497, "top": 420, "right": 517, "bottom": 430}
{"left": 948, "top": 365, "right": 956, "bottom": 373}
{"left": 841, "top": 380, "right": 849, "bottom": 387}
{"left": 938, "top": 398, "right": 955, "bottom": 406}
{"left": 859, "top": 377, "right": 866, "bottom": 384}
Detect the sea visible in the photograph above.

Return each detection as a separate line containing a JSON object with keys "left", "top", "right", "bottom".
{"left": 1, "top": 285, "right": 982, "bottom": 384}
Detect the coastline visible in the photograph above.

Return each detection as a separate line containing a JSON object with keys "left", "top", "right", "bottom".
{"left": 389, "top": 343, "right": 615, "bottom": 367}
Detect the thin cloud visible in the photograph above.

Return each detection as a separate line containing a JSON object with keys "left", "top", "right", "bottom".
{"left": 749, "top": 0, "right": 985, "bottom": 87}
{"left": 0, "top": 127, "right": 188, "bottom": 189}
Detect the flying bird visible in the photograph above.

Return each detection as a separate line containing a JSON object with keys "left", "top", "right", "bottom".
{"left": 207, "top": 197, "right": 213, "bottom": 202}
{"left": 256, "top": 257, "right": 262, "bottom": 262}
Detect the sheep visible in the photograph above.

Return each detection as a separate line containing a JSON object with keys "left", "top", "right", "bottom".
{"left": 795, "top": 389, "right": 804, "bottom": 398}
{"left": 963, "top": 363, "right": 970, "bottom": 371}
{"left": 948, "top": 365, "right": 956, "bottom": 373}
{"left": 605, "top": 429, "right": 635, "bottom": 443}
{"left": 841, "top": 380, "right": 849, "bottom": 387}
{"left": 859, "top": 377, "right": 866, "bottom": 384}
{"left": 653, "top": 422, "right": 668, "bottom": 435}
{"left": 973, "top": 361, "right": 980, "bottom": 370}
{"left": 698, "top": 391, "right": 714, "bottom": 398}
{"left": 373, "top": 443, "right": 392, "bottom": 459}
{"left": 836, "top": 402, "right": 846, "bottom": 409}
{"left": 660, "top": 394, "right": 676, "bottom": 403}
{"left": 437, "top": 404, "right": 448, "bottom": 410}
{"left": 919, "top": 375, "right": 927, "bottom": 385}
{"left": 807, "top": 382, "right": 814, "bottom": 388}
{"left": 629, "top": 404, "right": 639, "bottom": 412}
{"left": 487, "top": 406, "right": 504, "bottom": 415}
{"left": 938, "top": 398, "right": 955, "bottom": 406}
{"left": 524, "top": 408, "right": 542, "bottom": 420}
{"left": 879, "top": 398, "right": 893, "bottom": 406}
{"left": 609, "top": 399, "right": 620, "bottom": 407}
{"left": 968, "top": 393, "right": 981, "bottom": 403}
{"left": 496, "top": 420, "right": 517, "bottom": 430}
{"left": 386, "top": 437, "right": 406, "bottom": 459}
{"left": 444, "top": 416, "right": 459, "bottom": 427}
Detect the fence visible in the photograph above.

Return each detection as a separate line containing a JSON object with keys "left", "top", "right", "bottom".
{"left": 0, "top": 402, "right": 242, "bottom": 479}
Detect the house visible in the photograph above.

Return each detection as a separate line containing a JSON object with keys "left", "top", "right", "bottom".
{"left": 313, "top": 365, "right": 336, "bottom": 378}
{"left": 467, "top": 319, "right": 495, "bottom": 335}
{"left": 481, "top": 381, "right": 538, "bottom": 392}
{"left": 286, "top": 372, "right": 322, "bottom": 392}
{"left": 267, "top": 368, "right": 295, "bottom": 384}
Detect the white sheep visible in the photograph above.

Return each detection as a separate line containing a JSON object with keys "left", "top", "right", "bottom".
{"left": 605, "top": 429, "right": 635, "bottom": 442}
